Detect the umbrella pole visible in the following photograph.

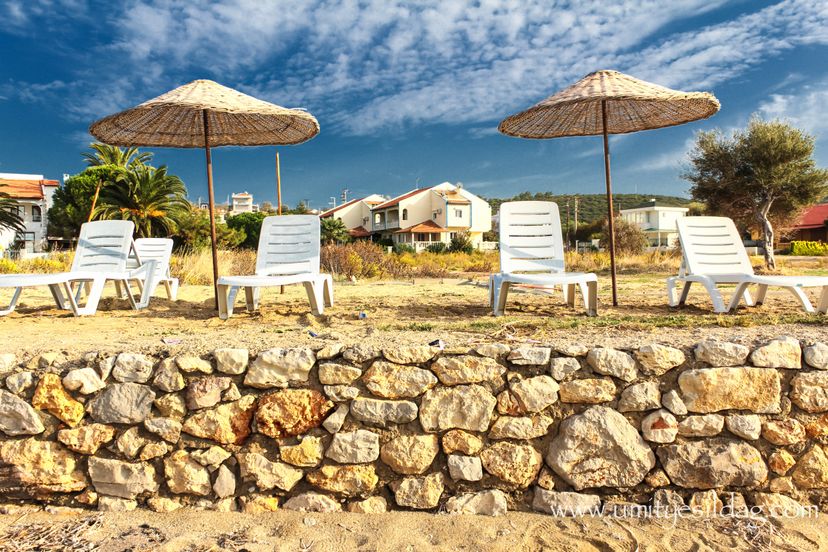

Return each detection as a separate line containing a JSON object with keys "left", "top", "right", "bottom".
{"left": 202, "top": 109, "right": 220, "bottom": 310}
{"left": 601, "top": 99, "right": 619, "bottom": 307}
{"left": 277, "top": 150, "right": 284, "bottom": 295}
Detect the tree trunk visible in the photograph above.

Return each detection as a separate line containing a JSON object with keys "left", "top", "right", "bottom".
{"left": 756, "top": 201, "right": 775, "bottom": 271}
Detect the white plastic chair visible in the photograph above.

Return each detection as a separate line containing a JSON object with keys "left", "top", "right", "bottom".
{"left": 217, "top": 215, "right": 333, "bottom": 319}
{"left": 489, "top": 201, "right": 597, "bottom": 316}
{"left": 667, "top": 216, "right": 828, "bottom": 313}
{"left": 120, "top": 238, "right": 178, "bottom": 300}
{"left": 0, "top": 220, "right": 157, "bottom": 316}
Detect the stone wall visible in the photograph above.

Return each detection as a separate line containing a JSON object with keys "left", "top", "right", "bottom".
{"left": 0, "top": 336, "right": 826, "bottom": 516}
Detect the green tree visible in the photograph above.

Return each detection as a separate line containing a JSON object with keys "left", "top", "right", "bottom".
{"left": 47, "top": 166, "right": 127, "bottom": 239}
{"left": 320, "top": 217, "right": 351, "bottom": 244}
{"left": 226, "top": 211, "right": 268, "bottom": 249}
{"left": 600, "top": 216, "right": 648, "bottom": 255}
{"left": 96, "top": 164, "right": 189, "bottom": 238}
{"left": 82, "top": 143, "right": 152, "bottom": 168}
{"left": 0, "top": 185, "right": 24, "bottom": 235}
{"left": 175, "top": 207, "right": 246, "bottom": 249}
{"left": 684, "top": 118, "right": 828, "bottom": 269}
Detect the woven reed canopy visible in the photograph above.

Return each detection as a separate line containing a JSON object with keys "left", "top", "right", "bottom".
{"left": 498, "top": 70, "right": 720, "bottom": 307}
{"left": 498, "top": 70, "right": 719, "bottom": 138}
{"left": 89, "top": 79, "right": 319, "bottom": 147}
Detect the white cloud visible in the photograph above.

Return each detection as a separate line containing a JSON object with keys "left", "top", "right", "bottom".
{"left": 5, "top": 0, "right": 828, "bottom": 137}
{"left": 758, "top": 81, "right": 828, "bottom": 137}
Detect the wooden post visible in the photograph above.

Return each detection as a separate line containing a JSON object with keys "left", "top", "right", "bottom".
{"left": 87, "top": 179, "right": 102, "bottom": 222}
{"left": 202, "top": 109, "right": 220, "bottom": 310}
{"left": 276, "top": 151, "right": 282, "bottom": 215}
{"left": 277, "top": 150, "right": 284, "bottom": 294}
{"left": 602, "top": 99, "right": 619, "bottom": 306}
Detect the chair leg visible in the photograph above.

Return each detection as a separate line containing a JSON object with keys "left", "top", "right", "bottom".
{"left": 493, "top": 281, "right": 511, "bottom": 317}
{"left": 561, "top": 284, "right": 569, "bottom": 304}
{"left": 786, "top": 287, "right": 815, "bottom": 313}
{"left": 566, "top": 284, "right": 576, "bottom": 307}
{"left": 49, "top": 284, "right": 69, "bottom": 309}
{"left": 488, "top": 276, "right": 494, "bottom": 308}
{"left": 699, "top": 278, "right": 727, "bottom": 313}
{"left": 322, "top": 275, "right": 334, "bottom": 307}
{"left": 0, "top": 288, "right": 23, "bottom": 316}
{"left": 244, "top": 287, "right": 259, "bottom": 313}
{"left": 586, "top": 280, "right": 598, "bottom": 316}
{"left": 727, "top": 282, "right": 751, "bottom": 312}
{"left": 217, "top": 284, "right": 232, "bottom": 320}
{"left": 75, "top": 278, "right": 106, "bottom": 316}
{"left": 122, "top": 280, "right": 138, "bottom": 309}
{"left": 303, "top": 281, "right": 324, "bottom": 315}
{"left": 666, "top": 277, "right": 679, "bottom": 307}
{"left": 577, "top": 282, "right": 589, "bottom": 309}
{"left": 754, "top": 284, "right": 768, "bottom": 305}
{"left": 817, "top": 287, "right": 828, "bottom": 314}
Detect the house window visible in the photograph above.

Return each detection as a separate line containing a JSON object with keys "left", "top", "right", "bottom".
{"left": 454, "top": 209, "right": 462, "bottom": 218}
{"left": 415, "top": 233, "right": 428, "bottom": 242}
{"left": 402, "top": 209, "right": 408, "bottom": 221}
{"left": 374, "top": 213, "right": 381, "bottom": 224}
{"left": 431, "top": 233, "right": 440, "bottom": 241}
{"left": 32, "top": 205, "right": 42, "bottom": 222}
{"left": 432, "top": 212, "right": 437, "bottom": 220}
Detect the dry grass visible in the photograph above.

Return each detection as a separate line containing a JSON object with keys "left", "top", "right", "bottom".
{"left": 2, "top": 246, "right": 826, "bottom": 286}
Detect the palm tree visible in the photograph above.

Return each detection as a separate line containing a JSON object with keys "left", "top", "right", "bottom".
{"left": 96, "top": 165, "right": 190, "bottom": 238}
{"left": 320, "top": 217, "right": 351, "bottom": 244}
{"left": 82, "top": 143, "right": 153, "bottom": 168}
{"left": 0, "top": 186, "right": 24, "bottom": 234}
{"left": 82, "top": 143, "right": 153, "bottom": 222}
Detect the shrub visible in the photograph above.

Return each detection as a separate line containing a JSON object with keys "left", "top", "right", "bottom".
{"left": 321, "top": 241, "right": 411, "bottom": 280}
{"left": 0, "top": 258, "right": 20, "bottom": 274}
{"left": 790, "top": 240, "right": 828, "bottom": 256}
{"left": 393, "top": 243, "right": 416, "bottom": 254}
{"left": 448, "top": 232, "right": 474, "bottom": 254}
{"left": 600, "top": 217, "right": 648, "bottom": 255}
{"left": 426, "top": 242, "right": 448, "bottom": 254}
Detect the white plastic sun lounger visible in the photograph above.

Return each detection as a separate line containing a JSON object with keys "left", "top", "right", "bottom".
{"left": 667, "top": 216, "right": 828, "bottom": 313}
{"left": 489, "top": 201, "right": 598, "bottom": 316}
{"left": 120, "top": 238, "right": 178, "bottom": 300}
{"left": 0, "top": 220, "right": 157, "bottom": 316}
{"left": 217, "top": 215, "right": 333, "bottom": 319}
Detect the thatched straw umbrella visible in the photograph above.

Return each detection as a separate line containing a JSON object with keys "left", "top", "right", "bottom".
{"left": 499, "top": 70, "right": 719, "bottom": 306}
{"left": 89, "top": 79, "right": 319, "bottom": 308}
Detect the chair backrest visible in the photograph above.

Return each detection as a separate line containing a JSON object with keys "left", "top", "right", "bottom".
{"left": 129, "top": 238, "right": 174, "bottom": 279}
{"left": 499, "top": 201, "right": 565, "bottom": 274}
{"left": 255, "top": 215, "right": 320, "bottom": 276}
{"left": 70, "top": 220, "right": 134, "bottom": 273}
{"left": 675, "top": 216, "right": 754, "bottom": 276}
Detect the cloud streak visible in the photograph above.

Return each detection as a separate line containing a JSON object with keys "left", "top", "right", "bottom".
{"left": 4, "top": 0, "right": 828, "bottom": 139}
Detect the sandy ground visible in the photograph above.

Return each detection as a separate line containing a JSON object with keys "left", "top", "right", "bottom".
{"left": 1, "top": 274, "right": 827, "bottom": 357}
{"left": 0, "top": 508, "right": 826, "bottom": 552}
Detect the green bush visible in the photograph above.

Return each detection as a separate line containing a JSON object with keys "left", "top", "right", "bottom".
{"left": 426, "top": 242, "right": 448, "bottom": 253}
{"left": 226, "top": 212, "right": 267, "bottom": 249}
{"left": 790, "top": 241, "right": 828, "bottom": 256}
{"left": 448, "top": 232, "right": 474, "bottom": 254}
{"left": 393, "top": 243, "right": 416, "bottom": 254}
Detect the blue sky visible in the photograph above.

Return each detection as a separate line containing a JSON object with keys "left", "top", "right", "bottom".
{"left": 1, "top": 0, "right": 827, "bottom": 210}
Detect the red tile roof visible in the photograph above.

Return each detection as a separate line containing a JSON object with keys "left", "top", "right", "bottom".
{"left": 348, "top": 226, "right": 372, "bottom": 238}
{"left": 795, "top": 203, "right": 828, "bottom": 229}
{"left": 373, "top": 187, "right": 430, "bottom": 210}
{"left": 395, "top": 220, "right": 468, "bottom": 233}
{"left": 0, "top": 178, "right": 59, "bottom": 200}
{"left": 320, "top": 197, "right": 364, "bottom": 217}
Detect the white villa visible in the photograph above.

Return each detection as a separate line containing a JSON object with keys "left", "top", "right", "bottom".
{"left": 319, "top": 194, "right": 386, "bottom": 238}
{"left": 0, "top": 173, "right": 59, "bottom": 256}
{"left": 321, "top": 182, "right": 492, "bottom": 250}
{"left": 620, "top": 199, "right": 689, "bottom": 249}
{"left": 228, "top": 192, "right": 259, "bottom": 215}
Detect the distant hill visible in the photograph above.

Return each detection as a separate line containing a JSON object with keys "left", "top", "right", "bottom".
{"left": 483, "top": 193, "right": 694, "bottom": 223}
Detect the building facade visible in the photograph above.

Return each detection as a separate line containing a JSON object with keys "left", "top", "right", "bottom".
{"left": 228, "top": 192, "right": 259, "bottom": 215}
{"left": 789, "top": 203, "right": 828, "bottom": 243}
{"left": 321, "top": 182, "right": 492, "bottom": 251}
{"left": 619, "top": 200, "right": 689, "bottom": 249}
{"left": 0, "top": 173, "right": 59, "bottom": 256}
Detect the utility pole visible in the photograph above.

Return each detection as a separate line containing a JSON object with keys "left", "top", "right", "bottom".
{"left": 329, "top": 197, "right": 337, "bottom": 209}
{"left": 341, "top": 188, "right": 349, "bottom": 204}
{"left": 573, "top": 196, "right": 579, "bottom": 252}
{"left": 565, "top": 198, "right": 571, "bottom": 249}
